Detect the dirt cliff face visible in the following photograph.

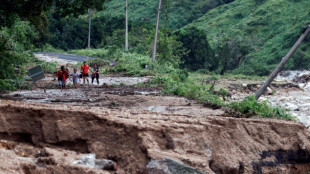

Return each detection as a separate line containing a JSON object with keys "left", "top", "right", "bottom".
{"left": 1, "top": 100, "right": 310, "bottom": 173}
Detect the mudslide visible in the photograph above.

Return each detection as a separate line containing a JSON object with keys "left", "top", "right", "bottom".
{"left": 1, "top": 100, "right": 310, "bottom": 173}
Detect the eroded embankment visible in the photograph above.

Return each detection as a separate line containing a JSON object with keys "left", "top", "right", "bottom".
{"left": 1, "top": 101, "right": 310, "bottom": 173}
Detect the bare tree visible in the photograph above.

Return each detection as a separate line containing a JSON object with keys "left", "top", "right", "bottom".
{"left": 125, "top": 0, "right": 128, "bottom": 52}
{"left": 152, "top": 0, "right": 162, "bottom": 62}
{"left": 88, "top": 9, "right": 94, "bottom": 49}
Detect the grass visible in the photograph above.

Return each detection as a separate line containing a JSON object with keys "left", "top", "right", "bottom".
{"left": 68, "top": 48, "right": 113, "bottom": 59}
{"left": 107, "top": 53, "right": 153, "bottom": 76}
{"left": 148, "top": 72, "right": 294, "bottom": 120}
{"left": 40, "top": 44, "right": 65, "bottom": 53}
{"left": 230, "top": 96, "right": 295, "bottom": 120}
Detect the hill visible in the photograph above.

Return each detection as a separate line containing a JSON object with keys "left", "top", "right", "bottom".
{"left": 101, "top": 0, "right": 235, "bottom": 29}
{"left": 185, "top": 0, "right": 310, "bottom": 75}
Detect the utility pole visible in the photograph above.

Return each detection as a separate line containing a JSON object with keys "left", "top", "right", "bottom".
{"left": 88, "top": 9, "right": 94, "bottom": 49}
{"left": 256, "top": 25, "right": 310, "bottom": 100}
{"left": 152, "top": 0, "right": 162, "bottom": 62}
{"left": 125, "top": 0, "right": 128, "bottom": 52}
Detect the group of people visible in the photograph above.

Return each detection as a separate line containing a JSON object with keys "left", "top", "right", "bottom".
{"left": 56, "top": 61, "right": 100, "bottom": 90}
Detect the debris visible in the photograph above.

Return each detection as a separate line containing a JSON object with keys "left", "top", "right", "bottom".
{"left": 72, "top": 154, "right": 117, "bottom": 171}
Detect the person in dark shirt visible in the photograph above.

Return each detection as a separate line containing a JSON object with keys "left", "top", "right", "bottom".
{"left": 91, "top": 64, "right": 99, "bottom": 85}
{"left": 56, "top": 66, "right": 68, "bottom": 90}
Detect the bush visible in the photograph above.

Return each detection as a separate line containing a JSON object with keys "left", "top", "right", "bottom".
{"left": 0, "top": 18, "right": 38, "bottom": 80}
{"left": 108, "top": 53, "right": 152, "bottom": 76}
{"left": 0, "top": 79, "right": 16, "bottom": 92}
{"left": 229, "top": 96, "right": 295, "bottom": 120}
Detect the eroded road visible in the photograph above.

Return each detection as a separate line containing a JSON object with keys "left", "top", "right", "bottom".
{"left": 2, "top": 54, "right": 310, "bottom": 173}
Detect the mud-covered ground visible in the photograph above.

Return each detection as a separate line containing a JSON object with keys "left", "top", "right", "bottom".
{"left": 1, "top": 99, "right": 310, "bottom": 174}
{"left": 2, "top": 69, "right": 310, "bottom": 173}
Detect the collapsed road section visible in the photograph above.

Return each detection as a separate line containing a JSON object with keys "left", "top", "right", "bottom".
{"left": 1, "top": 100, "right": 310, "bottom": 173}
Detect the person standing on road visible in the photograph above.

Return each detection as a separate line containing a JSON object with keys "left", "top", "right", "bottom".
{"left": 81, "top": 61, "right": 90, "bottom": 86}
{"left": 56, "top": 66, "right": 68, "bottom": 90}
{"left": 91, "top": 64, "right": 100, "bottom": 85}
{"left": 70, "top": 68, "right": 79, "bottom": 89}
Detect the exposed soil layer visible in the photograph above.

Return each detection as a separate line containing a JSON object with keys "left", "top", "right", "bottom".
{"left": 1, "top": 100, "right": 310, "bottom": 173}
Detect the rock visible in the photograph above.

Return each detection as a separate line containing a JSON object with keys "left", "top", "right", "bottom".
{"left": 298, "top": 83, "right": 305, "bottom": 89}
{"left": 72, "top": 154, "right": 116, "bottom": 170}
{"left": 282, "top": 71, "right": 291, "bottom": 77}
{"left": 242, "top": 84, "right": 247, "bottom": 88}
{"left": 95, "top": 159, "right": 116, "bottom": 170}
{"left": 304, "top": 83, "right": 310, "bottom": 91}
{"left": 284, "top": 103, "right": 299, "bottom": 111}
{"left": 73, "top": 154, "right": 96, "bottom": 167}
{"left": 146, "top": 158, "right": 206, "bottom": 174}
{"left": 266, "top": 87, "right": 273, "bottom": 95}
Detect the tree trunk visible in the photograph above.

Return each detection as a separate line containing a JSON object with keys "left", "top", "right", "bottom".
{"left": 88, "top": 9, "right": 93, "bottom": 49}
{"left": 152, "top": 0, "right": 162, "bottom": 62}
{"left": 125, "top": 0, "right": 128, "bottom": 52}
{"left": 255, "top": 25, "right": 310, "bottom": 100}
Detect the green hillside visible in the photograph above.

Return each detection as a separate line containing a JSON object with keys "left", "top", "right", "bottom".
{"left": 101, "top": 0, "right": 234, "bottom": 29}
{"left": 186, "top": 0, "right": 310, "bottom": 75}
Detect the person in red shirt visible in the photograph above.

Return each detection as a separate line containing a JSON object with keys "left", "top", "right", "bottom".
{"left": 81, "top": 61, "right": 91, "bottom": 86}
{"left": 56, "top": 66, "right": 68, "bottom": 90}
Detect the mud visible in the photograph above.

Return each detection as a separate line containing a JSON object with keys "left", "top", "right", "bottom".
{"left": 3, "top": 68, "right": 310, "bottom": 173}
{"left": 1, "top": 101, "right": 310, "bottom": 173}
{"left": 3, "top": 86, "right": 223, "bottom": 118}
{"left": 38, "top": 74, "right": 151, "bottom": 87}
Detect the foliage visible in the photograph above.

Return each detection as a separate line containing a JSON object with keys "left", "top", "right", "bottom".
{"left": 0, "top": 19, "right": 38, "bottom": 80}
{"left": 186, "top": 0, "right": 310, "bottom": 75}
{"left": 107, "top": 53, "right": 152, "bottom": 76}
{"left": 175, "top": 27, "right": 215, "bottom": 71}
{"left": 69, "top": 49, "right": 110, "bottom": 59}
{"left": 0, "top": 79, "right": 17, "bottom": 92}
{"left": 1, "top": 0, "right": 105, "bottom": 45}
{"left": 101, "top": 0, "right": 235, "bottom": 29}
{"left": 48, "top": 13, "right": 104, "bottom": 50}
{"left": 215, "top": 37, "right": 252, "bottom": 75}
{"left": 40, "top": 44, "right": 65, "bottom": 53}
{"left": 230, "top": 96, "right": 295, "bottom": 120}
{"left": 0, "top": 0, "right": 53, "bottom": 27}
{"left": 150, "top": 72, "right": 222, "bottom": 107}
{"left": 54, "top": 0, "right": 106, "bottom": 17}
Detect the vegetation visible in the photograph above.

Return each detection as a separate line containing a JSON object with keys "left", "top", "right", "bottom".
{"left": 0, "top": 0, "right": 106, "bottom": 92}
{"left": 230, "top": 96, "right": 295, "bottom": 120}
{"left": 101, "top": 0, "right": 236, "bottom": 29}
{"left": 0, "top": 0, "right": 302, "bottom": 120}
{"left": 186, "top": 0, "right": 310, "bottom": 75}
